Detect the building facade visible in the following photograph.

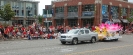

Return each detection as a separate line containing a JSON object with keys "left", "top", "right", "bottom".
{"left": 43, "top": 5, "right": 53, "bottom": 27}
{"left": 51, "top": 0, "right": 133, "bottom": 27}
{"left": 0, "top": 0, "right": 39, "bottom": 25}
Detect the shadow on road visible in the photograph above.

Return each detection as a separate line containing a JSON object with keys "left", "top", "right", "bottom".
{"left": 59, "top": 40, "right": 122, "bottom": 45}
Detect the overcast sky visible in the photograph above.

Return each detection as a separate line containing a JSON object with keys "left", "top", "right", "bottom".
{"left": 36, "top": 0, "right": 133, "bottom": 15}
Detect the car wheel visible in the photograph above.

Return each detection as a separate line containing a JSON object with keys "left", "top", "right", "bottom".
{"left": 91, "top": 37, "right": 96, "bottom": 43}
{"left": 61, "top": 41, "right": 66, "bottom": 44}
{"left": 72, "top": 38, "right": 78, "bottom": 45}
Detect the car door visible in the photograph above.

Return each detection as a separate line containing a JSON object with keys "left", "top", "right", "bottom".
{"left": 84, "top": 29, "right": 91, "bottom": 40}
{"left": 78, "top": 30, "right": 85, "bottom": 41}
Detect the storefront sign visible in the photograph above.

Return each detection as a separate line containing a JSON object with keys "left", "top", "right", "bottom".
{"left": 82, "top": 11, "right": 94, "bottom": 16}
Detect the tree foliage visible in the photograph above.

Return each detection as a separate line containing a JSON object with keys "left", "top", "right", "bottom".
{"left": 38, "top": 15, "right": 43, "bottom": 23}
{"left": 127, "top": 9, "right": 133, "bottom": 23}
{"left": 0, "top": 3, "right": 15, "bottom": 21}
{"left": 127, "top": 18, "right": 133, "bottom": 23}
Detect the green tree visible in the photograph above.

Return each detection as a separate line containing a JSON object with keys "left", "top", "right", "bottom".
{"left": 38, "top": 15, "right": 43, "bottom": 24}
{"left": 0, "top": 3, "right": 15, "bottom": 24}
{"left": 127, "top": 9, "right": 133, "bottom": 27}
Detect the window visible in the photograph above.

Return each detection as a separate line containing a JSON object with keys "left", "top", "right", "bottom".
{"left": 67, "top": 29, "right": 79, "bottom": 34}
{"left": 55, "top": 19, "right": 64, "bottom": 26}
{"left": 79, "top": 30, "right": 84, "bottom": 34}
{"left": 27, "top": 11, "right": 31, "bottom": 16}
{"left": 82, "top": 4, "right": 95, "bottom": 11}
{"left": 68, "top": 19, "right": 77, "bottom": 27}
{"left": 68, "top": 6, "right": 78, "bottom": 12}
{"left": 83, "top": 19, "right": 94, "bottom": 27}
{"left": 111, "top": 6, "right": 119, "bottom": 19}
{"left": 102, "top": 5, "right": 108, "bottom": 15}
{"left": 14, "top": 10, "right": 16, "bottom": 15}
{"left": 85, "top": 30, "right": 89, "bottom": 34}
{"left": 121, "top": 8, "right": 127, "bottom": 16}
{"left": 130, "top": 9, "right": 133, "bottom": 17}
{"left": 55, "top": 7, "right": 64, "bottom": 13}
{"left": 22, "top": 10, "right": 24, "bottom": 16}
{"left": 16, "top": 10, "right": 19, "bottom": 16}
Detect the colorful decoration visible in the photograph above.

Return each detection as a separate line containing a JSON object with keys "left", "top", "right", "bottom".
{"left": 95, "top": 23, "right": 123, "bottom": 40}
{"left": 99, "top": 23, "right": 122, "bottom": 32}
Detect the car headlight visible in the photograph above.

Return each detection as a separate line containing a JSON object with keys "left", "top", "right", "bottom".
{"left": 67, "top": 36, "right": 71, "bottom": 38}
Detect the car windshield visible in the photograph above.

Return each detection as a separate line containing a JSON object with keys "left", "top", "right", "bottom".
{"left": 67, "top": 29, "right": 79, "bottom": 34}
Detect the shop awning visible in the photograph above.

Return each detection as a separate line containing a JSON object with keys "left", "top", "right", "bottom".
{"left": 112, "top": 19, "right": 121, "bottom": 23}
{"left": 121, "top": 19, "right": 129, "bottom": 23}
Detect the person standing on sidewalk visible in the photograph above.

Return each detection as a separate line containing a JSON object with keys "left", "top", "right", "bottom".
{"left": 27, "top": 29, "right": 31, "bottom": 40}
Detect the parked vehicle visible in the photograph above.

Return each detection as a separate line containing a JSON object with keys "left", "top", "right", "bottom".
{"left": 59, "top": 28, "right": 98, "bottom": 45}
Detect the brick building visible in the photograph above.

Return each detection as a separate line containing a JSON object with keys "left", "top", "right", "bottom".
{"left": 50, "top": 0, "right": 133, "bottom": 27}
{"left": 43, "top": 5, "right": 53, "bottom": 27}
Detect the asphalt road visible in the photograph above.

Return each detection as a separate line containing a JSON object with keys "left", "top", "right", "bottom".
{"left": 0, "top": 34, "right": 133, "bottom": 55}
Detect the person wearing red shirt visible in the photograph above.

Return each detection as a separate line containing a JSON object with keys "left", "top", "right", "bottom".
{"left": 4, "top": 27, "right": 10, "bottom": 39}
{"left": 92, "top": 25, "right": 96, "bottom": 31}
{"left": 22, "top": 30, "right": 27, "bottom": 38}
{"left": 21, "top": 26, "right": 25, "bottom": 32}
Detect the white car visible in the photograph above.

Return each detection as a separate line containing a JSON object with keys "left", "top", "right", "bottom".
{"left": 59, "top": 28, "right": 98, "bottom": 45}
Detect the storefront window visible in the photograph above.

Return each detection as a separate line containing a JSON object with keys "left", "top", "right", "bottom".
{"left": 82, "top": 4, "right": 95, "bottom": 11}
{"left": 68, "top": 19, "right": 77, "bottom": 27}
{"left": 68, "top": 6, "right": 78, "bottom": 12}
{"left": 82, "top": 4, "right": 95, "bottom": 16}
{"left": 130, "top": 9, "right": 133, "bottom": 17}
{"left": 121, "top": 8, "right": 127, "bottom": 16}
{"left": 83, "top": 19, "right": 94, "bottom": 27}
{"left": 55, "top": 19, "right": 64, "bottom": 26}
{"left": 55, "top": 7, "right": 64, "bottom": 13}
{"left": 102, "top": 5, "right": 108, "bottom": 19}
{"left": 111, "top": 6, "right": 119, "bottom": 19}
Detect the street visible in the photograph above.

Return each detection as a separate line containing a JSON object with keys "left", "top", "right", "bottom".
{"left": 0, "top": 34, "right": 133, "bottom": 55}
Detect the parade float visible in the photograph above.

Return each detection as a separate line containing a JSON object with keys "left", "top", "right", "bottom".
{"left": 95, "top": 23, "right": 122, "bottom": 41}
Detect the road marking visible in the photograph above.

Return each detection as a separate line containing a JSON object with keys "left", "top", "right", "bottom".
{"left": 65, "top": 44, "right": 133, "bottom": 55}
